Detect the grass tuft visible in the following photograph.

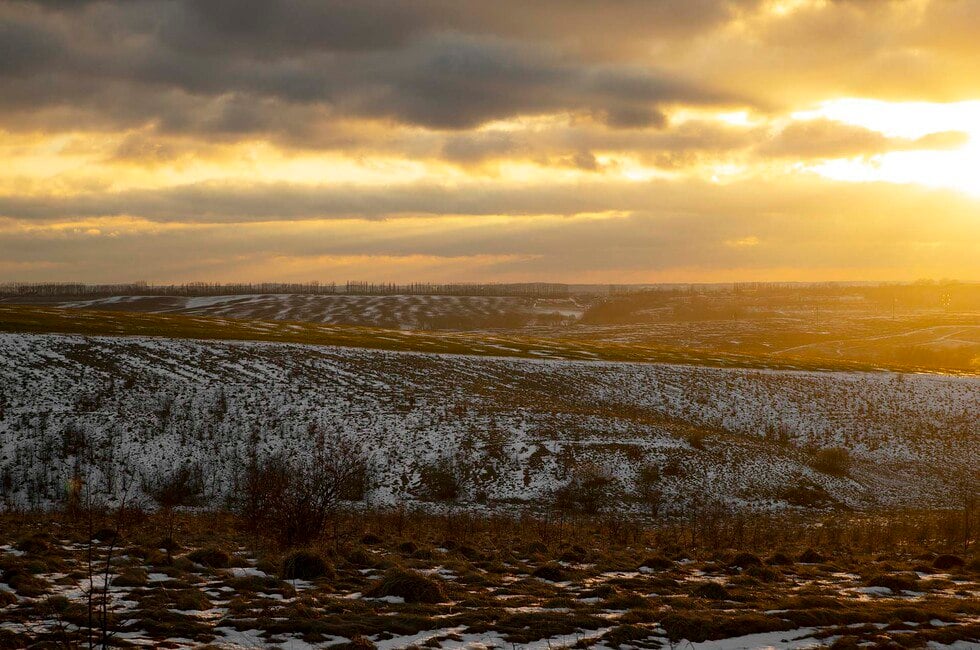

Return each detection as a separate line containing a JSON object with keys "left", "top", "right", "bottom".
{"left": 281, "top": 550, "right": 334, "bottom": 580}
{"left": 186, "top": 547, "right": 231, "bottom": 568}
{"left": 365, "top": 567, "right": 446, "bottom": 603}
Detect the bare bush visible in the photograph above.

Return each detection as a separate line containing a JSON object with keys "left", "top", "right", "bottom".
{"left": 143, "top": 464, "right": 204, "bottom": 511}
{"left": 142, "top": 464, "right": 204, "bottom": 550}
{"left": 237, "top": 432, "right": 369, "bottom": 548}
{"left": 415, "top": 456, "right": 466, "bottom": 502}
{"left": 551, "top": 463, "right": 620, "bottom": 516}
{"left": 635, "top": 463, "right": 662, "bottom": 517}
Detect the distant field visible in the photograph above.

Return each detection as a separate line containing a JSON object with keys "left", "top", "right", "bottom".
{"left": 6, "top": 293, "right": 585, "bottom": 329}
{"left": 565, "top": 314, "right": 980, "bottom": 374}
{"left": 0, "top": 304, "right": 933, "bottom": 373}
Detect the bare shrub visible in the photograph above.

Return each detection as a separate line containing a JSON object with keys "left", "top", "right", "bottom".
{"left": 551, "top": 463, "right": 619, "bottom": 516}
{"left": 237, "top": 432, "right": 369, "bottom": 548}
{"left": 142, "top": 464, "right": 204, "bottom": 549}
{"left": 415, "top": 456, "right": 465, "bottom": 502}
{"left": 143, "top": 464, "right": 205, "bottom": 511}
{"left": 635, "top": 463, "right": 662, "bottom": 516}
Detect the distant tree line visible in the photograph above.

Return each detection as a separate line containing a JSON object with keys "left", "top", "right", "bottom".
{"left": 0, "top": 281, "right": 571, "bottom": 299}
{"left": 0, "top": 281, "right": 338, "bottom": 298}
{"left": 343, "top": 281, "right": 569, "bottom": 297}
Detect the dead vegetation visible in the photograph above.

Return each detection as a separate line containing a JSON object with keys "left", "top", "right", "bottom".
{"left": 0, "top": 504, "right": 977, "bottom": 649}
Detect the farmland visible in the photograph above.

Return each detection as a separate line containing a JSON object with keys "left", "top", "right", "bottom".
{"left": 0, "top": 292, "right": 977, "bottom": 649}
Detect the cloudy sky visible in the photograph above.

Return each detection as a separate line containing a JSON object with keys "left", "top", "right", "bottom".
{"left": 2, "top": 0, "right": 979, "bottom": 283}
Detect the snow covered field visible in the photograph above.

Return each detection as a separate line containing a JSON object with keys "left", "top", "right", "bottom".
{"left": 1, "top": 333, "right": 976, "bottom": 511}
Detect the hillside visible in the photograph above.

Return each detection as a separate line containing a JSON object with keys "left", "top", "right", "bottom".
{"left": 1, "top": 333, "right": 975, "bottom": 513}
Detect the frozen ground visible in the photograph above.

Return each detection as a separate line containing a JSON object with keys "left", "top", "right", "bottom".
{"left": 0, "top": 332, "right": 976, "bottom": 511}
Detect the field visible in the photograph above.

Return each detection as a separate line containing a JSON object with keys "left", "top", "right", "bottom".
{"left": 0, "top": 332, "right": 977, "bottom": 513}
{"left": 0, "top": 291, "right": 977, "bottom": 648}
{"left": 29, "top": 294, "right": 585, "bottom": 330}
{"left": 2, "top": 303, "right": 976, "bottom": 375}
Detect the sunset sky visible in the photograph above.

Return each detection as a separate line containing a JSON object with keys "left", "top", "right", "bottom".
{"left": 2, "top": 0, "right": 979, "bottom": 284}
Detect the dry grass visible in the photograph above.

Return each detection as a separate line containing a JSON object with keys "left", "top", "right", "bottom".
{"left": 0, "top": 506, "right": 976, "bottom": 648}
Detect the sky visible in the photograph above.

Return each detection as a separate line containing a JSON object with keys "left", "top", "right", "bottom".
{"left": 2, "top": 0, "right": 979, "bottom": 284}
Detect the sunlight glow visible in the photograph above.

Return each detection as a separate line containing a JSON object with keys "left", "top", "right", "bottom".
{"left": 797, "top": 99, "right": 980, "bottom": 196}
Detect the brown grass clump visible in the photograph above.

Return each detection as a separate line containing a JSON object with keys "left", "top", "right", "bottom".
{"left": 1, "top": 568, "right": 48, "bottom": 597}
{"left": 745, "top": 565, "right": 782, "bottom": 582}
{"left": 112, "top": 567, "right": 148, "bottom": 587}
{"left": 809, "top": 447, "right": 851, "bottom": 476}
{"left": 343, "top": 546, "right": 375, "bottom": 568}
{"left": 691, "top": 581, "right": 729, "bottom": 600}
{"left": 14, "top": 536, "right": 49, "bottom": 555}
{"left": 767, "top": 552, "right": 795, "bottom": 566}
{"left": 91, "top": 527, "right": 118, "bottom": 543}
{"left": 171, "top": 588, "right": 212, "bottom": 611}
{"left": 333, "top": 636, "right": 378, "bottom": 649}
{"left": 186, "top": 547, "right": 231, "bottom": 568}
{"left": 281, "top": 550, "right": 334, "bottom": 580}
{"left": 530, "top": 563, "right": 567, "bottom": 582}
{"left": 933, "top": 554, "right": 965, "bottom": 570}
{"left": 558, "top": 545, "right": 587, "bottom": 563}
{"left": 599, "top": 624, "right": 654, "bottom": 647}
{"left": 731, "top": 552, "right": 763, "bottom": 568}
{"left": 359, "top": 533, "right": 382, "bottom": 545}
{"left": 397, "top": 540, "right": 417, "bottom": 554}
{"left": 639, "top": 555, "right": 673, "bottom": 570}
{"left": 365, "top": 567, "right": 445, "bottom": 603}
{"left": 660, "top": 612, "right": 792, "bottom": 643}
{"left": 525, "top": 541, "right": 547, "bottom": 555}
{"left": 866, "top": 573, "right": 919, "bottom": 592}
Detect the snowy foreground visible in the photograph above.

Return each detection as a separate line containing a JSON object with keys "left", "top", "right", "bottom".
{"left": 1, "top": 332, "right": 976, "bottom": 511}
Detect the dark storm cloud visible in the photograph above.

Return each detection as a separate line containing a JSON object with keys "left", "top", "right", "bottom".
{"left": 0, "top": 15, "right": 65, "bottom": 77}
{"left": 97, "top": 0, "right": 750, "bottom": 57}
{"left": 0, "top": 1, "right": 746, "bottom": 133}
